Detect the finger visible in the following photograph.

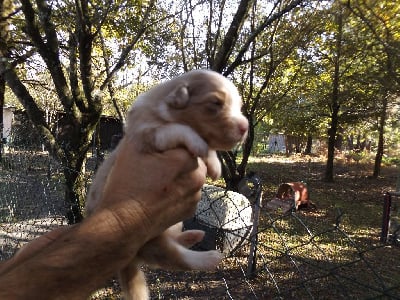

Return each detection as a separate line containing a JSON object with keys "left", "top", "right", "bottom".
{"left": 102, "top": 140, "right": 205, "bottom": 206}
{"left": 99, "top": 139, "right": 207, "bottom": 238}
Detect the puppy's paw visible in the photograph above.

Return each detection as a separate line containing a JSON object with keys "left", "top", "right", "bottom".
{"left": 165, "top": 222, "right": 184, "bottom": 236}
{"left": 176, "top": 230, "right": 205, "bottom": 248}
{"left": 201, "top": 250, "right": 224, "bottom": 270}
{"left": 184, "top": 250, "right": 223, "bottom": 270}
{"left": 153, "top": 124, "right": 208, "bottom": 157}
{"left": 204, "top": 150, "right": 221, "bottom": 180}
{"left": 206, "top": 161, "right": 221, "bottom": 180}
{"left": 187, "top": 137, "right": 208, "bottom": 158}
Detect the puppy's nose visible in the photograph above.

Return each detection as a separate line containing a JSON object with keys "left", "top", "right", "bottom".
{"left": 238, "top": 119, "right": 249, "bottom": 136}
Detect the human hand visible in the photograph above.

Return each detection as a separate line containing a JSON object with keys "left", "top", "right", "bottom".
{"left": 100, "top": 138, "right": 207, "bottom": 239}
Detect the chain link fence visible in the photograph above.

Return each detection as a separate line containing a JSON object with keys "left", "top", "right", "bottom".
{"left": 1, "top": 149, "right": 399, "bottom": 299}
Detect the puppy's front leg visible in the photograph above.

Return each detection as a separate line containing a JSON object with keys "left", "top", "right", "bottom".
{"left": 152, "top": 124, "right": 208, "bottom": 158}
{"left": 203, "top": 150, "right": 221, "bottom": 180}
{"left": 139, "top": 231, "right": 223, "bottom": 271}
{"left": 119, "top": 260, "right": 149, "bottom": 300}
{"left": 153, "top": 125, "right": 221, "bottom": 180}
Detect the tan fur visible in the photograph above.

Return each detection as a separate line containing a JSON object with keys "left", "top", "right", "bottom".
{"left": 86, "top": 69, "right": 248, "bottom": 299}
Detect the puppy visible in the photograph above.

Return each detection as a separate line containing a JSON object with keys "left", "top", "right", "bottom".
{"left": 86, "top": 69, "right": 248, "bottom": 299}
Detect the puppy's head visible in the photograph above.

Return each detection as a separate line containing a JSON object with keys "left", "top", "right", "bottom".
{"left": 160, "top": 70, "right": 248, "bottom": 150}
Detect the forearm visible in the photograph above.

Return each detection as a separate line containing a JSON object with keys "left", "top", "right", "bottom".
{"left": 0, "top": 202, "right": 151, "bottom": 300}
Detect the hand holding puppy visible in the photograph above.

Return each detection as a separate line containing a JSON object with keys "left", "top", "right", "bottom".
{"left": 0, "top": 146, "right": 206, "bottom": 300}
{"left": 100, "top": 138, "right": 207, "bottom": 237}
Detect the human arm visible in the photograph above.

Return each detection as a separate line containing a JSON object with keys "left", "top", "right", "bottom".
{"left": 0, "top": 141, "right": 206, "bottom": 300}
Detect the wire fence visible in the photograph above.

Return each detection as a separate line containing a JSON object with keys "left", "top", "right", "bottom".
{"left": 1, "top": 149, "right": 399, "bottom": 299}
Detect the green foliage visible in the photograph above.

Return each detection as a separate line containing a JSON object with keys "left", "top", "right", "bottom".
{"left": 4, "top": 86, "right": 21, "bottom": 108}
{"left": 2, "top": 0, "right": 400, "bottom": 187}
{"left": 382, "top": 156, "right": 400, "bottom": 167}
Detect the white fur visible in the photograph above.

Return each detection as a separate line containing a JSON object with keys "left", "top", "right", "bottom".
{"left": 154, "top": 124, "right": 209, "bottom": 158}
{"left": 178, "top": 245, "right": 224, "bottom": 270}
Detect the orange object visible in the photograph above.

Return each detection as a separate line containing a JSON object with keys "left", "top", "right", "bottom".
{"left": 276, "top": 182, "right": 314, "bottom": 210}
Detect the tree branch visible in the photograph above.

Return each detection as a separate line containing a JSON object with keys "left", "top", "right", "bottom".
{"left": 99, "top": 29, "right": 124, "bottom": 122}
{"left": 68, "top": 30, "right": 87, "bottom": 112}
{"left": 0, "top": 61, "right": 64, "bottom": 161}
{"left": 223, "top": 0, "right": 305, "bottom": 76}
{"left": 75, "top": 0, "right": 95, "bottom": 109}
{"left": 100, "top": 0, "right": 156, "bottom": 91}
{"left": 20, "top": 0, "right": 74, "bottom": 115}
{"left": 212, "top": 0, "right": 255, "bottom": 73}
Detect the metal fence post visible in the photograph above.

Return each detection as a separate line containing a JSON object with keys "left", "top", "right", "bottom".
{"left": 246, "top": 174, "right": 262, "bottom": 278}
{"left": 381, "top": 192, "right": 392, "bottom": 243}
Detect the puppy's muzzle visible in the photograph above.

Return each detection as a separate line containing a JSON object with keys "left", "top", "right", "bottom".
{"left": 236, "top": 116, "right": 249, "bottom": 143}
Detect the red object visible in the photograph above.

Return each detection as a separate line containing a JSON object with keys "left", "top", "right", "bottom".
{"left": 276, "top": 182, "right": 314, "bottom": 210}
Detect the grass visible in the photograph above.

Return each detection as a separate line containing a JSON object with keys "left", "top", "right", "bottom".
{"left": 242, "top": 154, "right": 400, "bottom": 299}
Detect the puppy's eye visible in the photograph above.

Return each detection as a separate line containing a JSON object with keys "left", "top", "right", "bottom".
{"left": 211, "top": 99, "right": 223, "bottom": 107}
{"left": 206, "top": 98, "right": 223, "bottom": 114}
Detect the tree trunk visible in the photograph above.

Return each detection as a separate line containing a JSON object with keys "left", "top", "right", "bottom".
{"left": 305, "top": 135, "right": 312, "bottom": 154}
{"left": 325, "top": 123, "right": 337, "bottom": 182}
{"left": 220, "top": 115, "right": 254, "bottom": 191}
{"left": 373, "top": 31, "right": 396, "bottom": 178}
{"left": 219, "top": 150, "right": 242, "bottom": 192}
{"left": 94, "top": 121, "right": 104, "bottom": 171}
{"left": 58, "top": 112, "right": 99, "bottom": 223}
{"left": 240, "top": 115, "right": 254, "bottom": 174}
{"left": 324, "top": 8, "right": 343, "bottom": 182}
{"left": 0, "top": 0, "right": 13, "bottom": 162}
{"left": 62, "top": 147, "right": 89, "bottom": 223}
{"left": 64, "top": 166, "right": 85, "bottom": 224}
{"left": 372, "top": 96, "right": 387, "bottom": 178}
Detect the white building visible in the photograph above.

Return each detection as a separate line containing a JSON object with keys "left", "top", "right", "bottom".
{"left": 268, "top": 134, "right": 287, "bottom": 153}
{"left": 2, "top": 106, "right": 14, "bottom": 142}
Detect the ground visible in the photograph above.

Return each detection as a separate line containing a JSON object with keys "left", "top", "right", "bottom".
{"left": 1, "top": 151, "right": 399, "bottom": 299}
{"left": 91, "top": 154, "right": 400, "bottom": 299}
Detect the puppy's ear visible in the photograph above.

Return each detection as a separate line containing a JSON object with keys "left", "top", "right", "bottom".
{"left": 165, "top": 84, "right": 190, "bottom": 109}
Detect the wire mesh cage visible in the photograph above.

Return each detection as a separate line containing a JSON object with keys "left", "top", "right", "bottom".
{"left": 184, "top": 184, "right": 254, "bottom": 255}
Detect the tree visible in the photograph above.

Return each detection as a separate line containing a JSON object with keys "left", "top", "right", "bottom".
{"left": 167, "top": 0, "right": 400, "bottom": 185}
{"left": 293, "top": 1, "right": 377, "bottom": 181}
{"left": 346, "top": 0, "right": 400, "bottom": 177}
{"left": 324, "top": 4, "right": 344, "bottom": 182}
{"left": 163, "top": 0, "right": 309, "bottom": 190}
{"left": 0, "top": 0, "right": 161, "bottom": 223}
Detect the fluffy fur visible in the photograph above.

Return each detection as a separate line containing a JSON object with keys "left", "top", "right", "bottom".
{"left": 86, "top": 69, "right": 248, "bottom": 299}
